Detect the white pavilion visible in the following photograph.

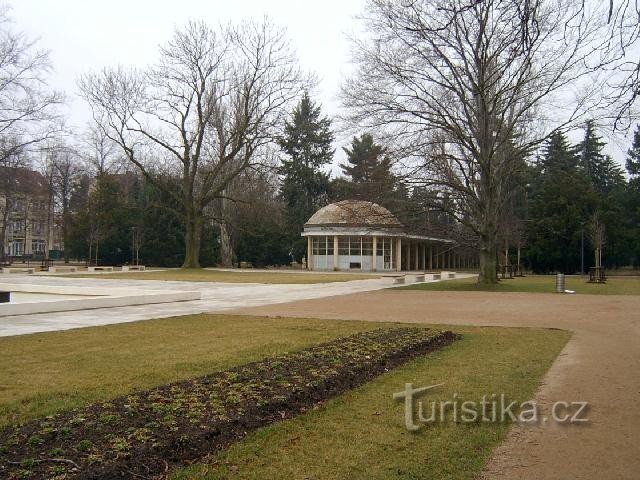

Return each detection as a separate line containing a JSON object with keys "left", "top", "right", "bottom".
{"left": 302, "top": 200, "right": 469, "bottom": 272}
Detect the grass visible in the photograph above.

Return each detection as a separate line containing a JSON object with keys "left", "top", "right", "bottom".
{"left": 64, "top": 268, "right": 379, "bottom": 284}
{"left": 0, "top": 312, "right": 569, "bottom": 480}
{"left": 399, "top": 274, "right": 640, "bottom": 295}
{"left": 171, "top": 324, "right": 570, "bottom": 480}
{"left": 0, "top": 315, "right": 389, "bottom": 426}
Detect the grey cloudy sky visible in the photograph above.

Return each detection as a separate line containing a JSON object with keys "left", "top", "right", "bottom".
{"left": 10, "top": 0, "right": 634, "bottom": 167}
{"left": 11, "top": 0, "right": 365, "bottom": 150}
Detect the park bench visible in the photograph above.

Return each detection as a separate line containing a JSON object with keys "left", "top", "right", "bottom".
{"left": 390, "top": 275, "right": 406, "bottom": 285}
{"left": 498, "top": 265, "right": 514, "bottom": 279}
{"left": 47, "top": 266, "right": 78, "bottom": 273}
{"left": 426, "top": 271, "right": 441, "bottom": 280}
{"left": 415, "top": 274, "right": 426, "bottom": 282}
{"left": 121, "top": 265, "right": 146, "bottom": 272}
{"left": 447, "top": 272, "right": 456, "bottom": 279}
{"left": 0, "top": 267, "right": 35, "bottom": 274}
{"left": 87, "top": 266, "right": 114, "bottom": 273}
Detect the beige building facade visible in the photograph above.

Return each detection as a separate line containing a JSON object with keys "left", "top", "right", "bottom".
{"left": 1, "top": 167, "right": 60, "bottom": 259}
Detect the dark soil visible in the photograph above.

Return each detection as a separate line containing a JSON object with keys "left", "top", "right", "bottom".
{"left": 0, "top": 327, "right": 459, "bottom": 479}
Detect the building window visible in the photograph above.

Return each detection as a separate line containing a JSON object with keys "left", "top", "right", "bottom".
{"left": 349, "top": 236, "right": 361, "bottom": 256}
{"left": 362, "top": 237, "right": 372, "bottom": 255}
{"left": 312, "top": 236, "right": 334, "bottom": 256}
{"left": 32, "top": 221, "right": 45, "bottom": 235}
{"left": 11, "top": 220, "right": 25, "bottom": 234}
{"left": 375, "top": 237, "right": 394, "bottom": 269}
{"left": 10, "top": 239, "right": 24, "bottom": 256}
{"left": 338, "top": 237, "right": 349, "bottom": 255}
{"left": 31, "top": 239, "right": 46, "bottom": 253}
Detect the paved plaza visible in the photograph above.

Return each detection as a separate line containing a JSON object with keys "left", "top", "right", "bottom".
{"left": 0, "top": 273, "right": 472, "bottom": 337}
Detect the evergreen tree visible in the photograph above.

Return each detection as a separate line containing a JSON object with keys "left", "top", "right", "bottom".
{"left": 526, "top": 131, "right": 597, "bottom": 273}
{"left": 624, "top": 125, "right": 640, "bottom": 266}
{"left": 339, "top": 134, "right": 396, "bottom": 204}
{"left": 573, "top": 121, "right": 629, "bottom": 268}
{"left": 278, "top": 93, "right": 334, "bottom": 261}
{"left": 577, "top": 120, "right": 625, "bottom": 195}
{"left": 627, "top": 125, "right": 640, "bottom": 180}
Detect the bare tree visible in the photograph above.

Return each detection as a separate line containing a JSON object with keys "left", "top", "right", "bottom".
{"left": 342, "top": 0, "right": 609, "bottom": 283}
{"left": 80, "top": 19, "right": 308, "bottom": 268}
{"left": 49, "top": 145, "right": 82, "bottom": 262}
{"left": 590, "top": 209, "right": 606, "bottom": 269}
{"left": 80, "top": 122, "right": 122, "bottom": 175}
{"left": 0, "top": 138, "right": 27, "bottom": 262}
{"left": 0, "top": 4, "right": 63, "bottom": 163}
{"left": 602, "top": 0, "right": 640, "bottom": 128}
{"left": 0, "top": 5, "right": 63, "bottom": 262}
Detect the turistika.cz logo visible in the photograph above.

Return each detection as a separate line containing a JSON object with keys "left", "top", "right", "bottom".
{"left": 393, "top": 383, "right": 589, "bottom": 431}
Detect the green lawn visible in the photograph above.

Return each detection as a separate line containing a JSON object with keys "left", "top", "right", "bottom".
{"left": 172, "top": 324, "right": 569, "bottom": 480}
{"left": 65, "top": 268, "right": 378, "bottom": 284}
{"left": 400, "top": 275, "right": 640, "bottom": 295}
{"left": 0, "top": 313, "right": 570, "bottom": 480}
{"left": 0, "top": 315, "right": 387, "bottom": 426}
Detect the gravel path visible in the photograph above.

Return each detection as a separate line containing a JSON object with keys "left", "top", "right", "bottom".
{"left": 233, "top": 289, "right": 640, "bottom": 480}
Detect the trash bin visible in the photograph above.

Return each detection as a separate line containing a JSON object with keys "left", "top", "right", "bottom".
{"left": 555, "top": 273, "right": 565, "bottom": 293}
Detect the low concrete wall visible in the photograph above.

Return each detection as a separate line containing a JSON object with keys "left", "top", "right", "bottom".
{"left": 0, "top": 283, "right": 200, "bottom": 317}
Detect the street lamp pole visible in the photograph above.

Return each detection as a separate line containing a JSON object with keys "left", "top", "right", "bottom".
{"left": 581, "top": 229, "right": 584, "bottom": 276}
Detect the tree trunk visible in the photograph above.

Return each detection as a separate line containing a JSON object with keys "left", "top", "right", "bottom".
{"left": 183, "top": 209, "right": 201, "bottom": 269}
{"left": 62, "top": 208, "right": 69, "bottom": 263}
{"left": 219, "top": 222, "right": 233, "bottom": 267}
{"left": 478, "top": 235, "right": 498, "bottom": 284}
{"left": 0, "top": 206, "right": 8, "bottom": 263}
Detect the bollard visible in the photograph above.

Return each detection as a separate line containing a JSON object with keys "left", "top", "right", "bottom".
{"left": 555, "top": 273, "right": 565, "bottom": 293}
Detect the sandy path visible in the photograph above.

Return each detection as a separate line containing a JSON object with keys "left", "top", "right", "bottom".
{"left": 232, "top": 290, "right": 640, "bottom": 480}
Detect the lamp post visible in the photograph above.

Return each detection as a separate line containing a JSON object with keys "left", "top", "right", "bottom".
{"left": 131, "top": 227, "right": 136, "bottom": 266}
{"left": 581, "top": 228, "right": 585, "bottom": 276}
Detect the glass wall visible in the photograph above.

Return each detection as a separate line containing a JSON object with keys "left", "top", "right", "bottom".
{"left": 311, "top": 235, "right": 395, "bottom": 271}
{"left": 312, "top": 236, "right": 334, "bottom": 270}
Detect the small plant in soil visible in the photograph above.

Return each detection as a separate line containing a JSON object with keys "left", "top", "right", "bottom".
{"left": 0, "top": 328, "right": 459, "bottom": 479}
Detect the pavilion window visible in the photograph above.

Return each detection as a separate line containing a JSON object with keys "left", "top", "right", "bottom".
{"left": 383, "top": 238, "right": 392, "bottom": 267}
{"left": 349, "top": 236, "right": 361, "bottom": 256}
{"left": 313, "top": 237, "right": 327, "bottom": 255}
{"left": 338, "top": 237, "right": 349, "bottom": 255}
{"left": 361, "top": 237, "right": 372, "bottom": 255}
{"left": 313, "top": 236, "right": 333, "bottom": 256}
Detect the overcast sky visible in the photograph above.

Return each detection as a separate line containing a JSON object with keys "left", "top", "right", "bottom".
{"left": 10, "top": 0, "right": 634, "bottom": 168}
{"left": 11, "top": 0, "right": 365, "bottom": 168}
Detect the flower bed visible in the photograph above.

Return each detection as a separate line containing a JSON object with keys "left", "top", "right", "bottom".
{"left": 0, "top": 327, "right": 459, "bottom": 479}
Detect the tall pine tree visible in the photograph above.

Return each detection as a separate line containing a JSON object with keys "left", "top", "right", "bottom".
{"left": 278, "top": 93, "right": 334, "bottom": 261}
{"left": 627, "top": 125, "right": 640, "bottom": 181}
{"left": 576, "top": 120, "right": 625, "bottom": 195}
{"left": 339, "top": 134, "right": 396, "bottom": 205}
{"left": 575, "top": 121, "right": 628, "bottom": 267}
{"left": 526, "top": 131, "right": 597, "bottom": 273}
{"left": 625, "top": 125, "right": 640, "bottom": 266}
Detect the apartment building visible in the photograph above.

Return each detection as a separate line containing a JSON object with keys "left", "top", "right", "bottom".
{"left": 1, "top": 167, "right": 60, "bottom": 259}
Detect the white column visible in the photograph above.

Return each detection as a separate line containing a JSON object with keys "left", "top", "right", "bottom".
{"left": 395, "top": 238, "right": 402, "bottom": 272}
{"left": 372, "top": 236, "right": 377, "bottom": 272}
{"left": 333, "top": 235, "right": 339, "bottom": 271}
{"left": 307, "top": 236, "right": 313, "bottom": 270}
{"left": 414, "top": 243, "right": 419, "bottom": 271}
